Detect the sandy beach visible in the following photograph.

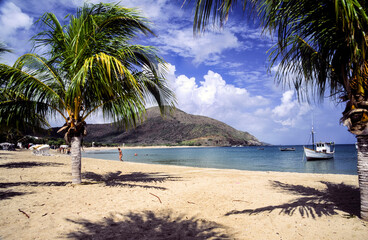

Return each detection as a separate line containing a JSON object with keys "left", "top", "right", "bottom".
{"left": 0, "top": 149, "right": 367, "bottom": 239}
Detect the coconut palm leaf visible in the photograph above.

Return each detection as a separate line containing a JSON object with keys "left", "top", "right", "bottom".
{"left": 0, "top": 88, "right": 50, "bottom": 133}
{"left": 263, "top": 0, "right": 368, "bottom": 100}
{"left": 191, "top": 0, "right": 368, "bottom": 220}
{"left": 0, "top": 2, "right": 175, "bottom": 184}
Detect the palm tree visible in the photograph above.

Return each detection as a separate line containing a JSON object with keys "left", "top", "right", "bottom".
{"left": 0, "top": 42, "right": 48, "bottom": 140}
{"left": 191, "top": 0, "right": 368, "bottom": 220}
{"left": 0, "top": 3, "right": 175, "bottom": 184}
{"left": 0, "top": 43, "right": 26, "bottom": 142}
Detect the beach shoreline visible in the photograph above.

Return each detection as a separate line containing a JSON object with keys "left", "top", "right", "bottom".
{"left": 82, "top": 145, "right": 210, "bottom": 152}
{"left": 82, "top": 145, "right": 358, "bottom": 176}
{"left": 0, "top": 149, "right": 367, "bottom": 239}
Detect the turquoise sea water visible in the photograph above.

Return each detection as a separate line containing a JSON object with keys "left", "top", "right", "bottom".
{"left": 82, "top": 144, "right": 358, "bottom": 175}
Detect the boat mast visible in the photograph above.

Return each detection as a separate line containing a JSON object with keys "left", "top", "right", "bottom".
{"left": 311, "top": 113, "right": 315, "bottom": 150}
{"left": 311, "top": 126, "right": 315, "bottom": 150}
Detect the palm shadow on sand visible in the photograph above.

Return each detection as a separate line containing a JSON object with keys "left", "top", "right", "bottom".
{"left": 65, "top": 210, "right": 231, "bottom": 239}
{"left": 0, "top": 152, "right": 14, "bottom": 156}
{"left": 0, "top": 181, "right": 69, "bottom": 189}
{"left": 0, "top": 171, "right": 179, "bottom": 191}
{"left": 82, "top": 171, "right": 181, "bottom": 190}
{"left": 226, "top": 181, "right": 360, "bottom": 218}
{"left": 0, "top": 190, "right": 31, "bottom": 200}
{"left": 0, "top": 161, "right": 64, "bottom": 168}
{"left": 0, "top": 161, "right": 68, "bottom": 191}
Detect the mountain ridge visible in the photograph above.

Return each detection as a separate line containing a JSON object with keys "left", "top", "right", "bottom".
{"left": 79, "top": 107, "right": 264, "bottom": 146}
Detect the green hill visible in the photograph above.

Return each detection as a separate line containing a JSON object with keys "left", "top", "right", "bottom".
{"left": 81, "top": 107, "right": 264, "bottom": 146}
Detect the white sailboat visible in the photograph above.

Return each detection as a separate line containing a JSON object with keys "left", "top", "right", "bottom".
{"left": 303, "top": 125, "right": 334, "bottom": 160}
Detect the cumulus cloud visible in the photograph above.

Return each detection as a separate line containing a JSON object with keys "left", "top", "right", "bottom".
{"left": 0, "top": 1, "right": 35, "bottom": 64}
{"left": 163, "top": 64, "right": 314, "bottom": 144}
{"left": 272, "top": 90, "right": 311, "bottom": 126}
{"left": 0, "top": 2, "right": 33, "bottom": 40}
{"left": 1, "top": 0, "right": 351, "bottom": 144}
{"left": 166, "top": 63, "right": 269, "bottom": 117}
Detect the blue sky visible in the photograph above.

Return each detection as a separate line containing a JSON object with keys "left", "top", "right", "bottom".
{"left": 0, "top": 0, "right": 356, "bottom": 145}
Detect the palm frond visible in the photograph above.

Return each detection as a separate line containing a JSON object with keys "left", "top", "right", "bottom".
{"left": 263, "top": 0, "right": 368, "bottom": 102}
{"left": 192, "top": 0, "right": 257, "bottom": 33}
{"left": 2, "top": 2, "right": 175, "bottom": 136}
{"left": 0, "top": 88, "right": 51, "bottom": 132}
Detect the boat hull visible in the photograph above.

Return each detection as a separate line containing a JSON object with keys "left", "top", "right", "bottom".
{"left": 280, "top": 148, "right": 295, "bottom": 151}
{"left": 304, "top": 147, "right": 334, "bottom": 160}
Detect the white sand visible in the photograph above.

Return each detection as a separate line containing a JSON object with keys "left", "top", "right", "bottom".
{"left": 0, "top": 149, "right": 367, "bottom": 239}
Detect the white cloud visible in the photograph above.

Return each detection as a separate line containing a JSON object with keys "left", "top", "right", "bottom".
{"left": 166, "top": 63, "right": 269, "bottom": 120}
{"left": 272, "top": 91, "right": 295, "bottom": 117}
{"left": 155, "top": 27, "right": 240, "bottom": 65}
{"left": 0, "top": 2, "right": 33, "bottom": 40}
{"left": 228, "top": 23, "right": 275, "bottom": 49}
{"left": 0, "top": 0, "right": 355, "bottom": 145}
{"left": 0, "top": 1, "right": 35, "bottom": 64}
{"left": 164, "top": 64, "right": 316, "bottom": 144}
{"left": 121, "top": 0, "right": 181, "bottom": 22}
{"left": 271, "top": 90, "right": 311, "bottom": 126}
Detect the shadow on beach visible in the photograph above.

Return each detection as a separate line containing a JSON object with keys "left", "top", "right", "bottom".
{"left": 82, "top": 171, "right": 181, "bottom": 190}
{"left": 65, "top": 210, "right": 231, "bottom": 239}
{"left": 0, "top": 161, "right": 64, "bottom": 169}
{"left": 0, "top": 170, "right": 179, "bottom": 191}
{"left": 0, "top": 181, "right": 69, "bottom": 189}
{"left": 0, "top": 151, "right": 15, "bottom": 160}
{"left": 0, "top": 151, "right": 15, "bottom": 155}
{"left": 226, "top": 180, "right": 360, "bottom": 218}
{"left": 0, "top": 190, "right": 31, "bottom": 200}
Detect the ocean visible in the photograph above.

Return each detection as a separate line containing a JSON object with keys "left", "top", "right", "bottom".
{"left": 82, "top": 144, "right": 358, "bottom": 175}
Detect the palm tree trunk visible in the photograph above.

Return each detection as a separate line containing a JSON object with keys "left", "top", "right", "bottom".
{"left": 71, "top": 136, "right": 82, "bottom": 184}
{"left": 357, "top": 135, "right": 368, "bottom": 220}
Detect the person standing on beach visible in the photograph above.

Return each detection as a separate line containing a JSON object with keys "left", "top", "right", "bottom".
{"left": 118, "top": 148, "right": 123, "bottom": 161}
